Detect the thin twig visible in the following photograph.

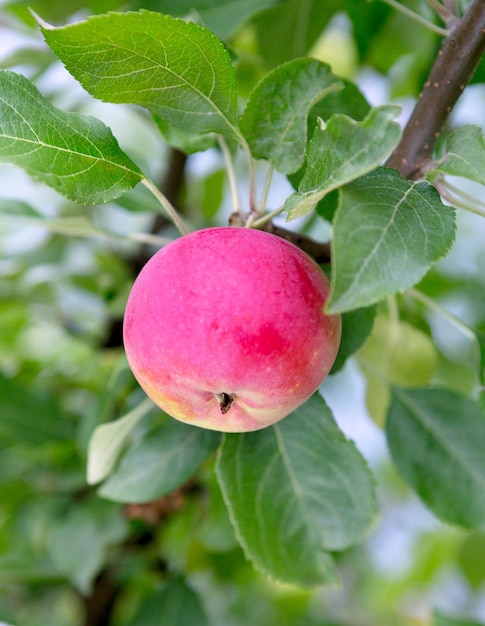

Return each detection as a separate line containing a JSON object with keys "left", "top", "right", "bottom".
{"left": 380, "top": 0, "right": 449, "bottom": 35}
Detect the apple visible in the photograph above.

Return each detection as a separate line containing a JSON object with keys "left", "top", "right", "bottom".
{"left": 123, "top": 227, "right": 341, "bottom": 432}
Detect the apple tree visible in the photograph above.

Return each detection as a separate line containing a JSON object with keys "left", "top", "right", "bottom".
{"left": 1, "top": 1, "right": 485, "bottom": 625}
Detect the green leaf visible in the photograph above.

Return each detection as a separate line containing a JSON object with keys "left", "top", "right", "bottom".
{"left": 285, "top": 105, "right": 402, "bottom": 219}
{"left": 0, "top": 69, "right": 144, "bottom": 204}
{"left": 154, "top": 114, "right": 216, "bottom": 154}
{"left": 39, "top": 10, "right": 239, "bottom": 139}
{"left": 427, "top": 125, "right": 485, "bottom": 185}
{"left": 128, "top": 578, "right": 209, "bottom": 626}
{"left": 327, "top": 168, "right": 456, "bottom": 313}
{"left": 216, "top": 394, "right": 376, "bottom": 587}
{"left": 240, "top": 58, "right": 341, "bottom": 174}
{"left": 309, "top": 79, "right": 371, "bottom": 125}
{"left": 287, "top": 81, "right": 371, "bottom": 192}
{"left": 387, "top": 387, "right": 485, "bottom": 530}
{"left": 197, "top": 467, "right": 238, "bottom": 552}
{"left": 87, "top": 398, "right": 154, "bottom": 485}
{"left": 99, "top": 420, "right": 221, "bottom": 503}
{"left": 47, "top": 498, "right": 128, "bottom": 594}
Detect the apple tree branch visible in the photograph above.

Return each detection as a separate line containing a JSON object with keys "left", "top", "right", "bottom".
{"left": 386, "top": 0, "right": 485, "bottom": 178}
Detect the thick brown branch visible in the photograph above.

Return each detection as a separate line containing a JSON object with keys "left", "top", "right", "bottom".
{"left": 81, "top": 569, "right": 120, "bottom": 626}
{"left": 386, "top": 0, "right": 485, "bottom": 178}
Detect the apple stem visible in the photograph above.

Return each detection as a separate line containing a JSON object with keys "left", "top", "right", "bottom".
{"left": 142, "top": 178, "right": 190, "bottom": 236}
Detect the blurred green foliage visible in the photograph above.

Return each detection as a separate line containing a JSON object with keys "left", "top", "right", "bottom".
{"left": 1, "top": 1, "right": 485, "bottom": 625}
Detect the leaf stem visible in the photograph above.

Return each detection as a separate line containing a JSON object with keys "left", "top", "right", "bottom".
{"left": 428, "top": 0, "right": 460, "bottom": 27}
{"left": 242, "top": 138, "right": 257, "bottom": 214}
{"left": 142, "top": 178, "right": 190, "bottom": 236}
{"left": 217, "top": 134, "right": 241, "bottom": 216}
{"left": 435, "top": 178, "right": 485, "bottom": 218}
{"left": 407, "top": 287, "right": 482, "bottom": 380}
{"left": 259, "top": 163, "right": 275, "bottom": 215}
{"left": 378, "top": 0, "right": 449, "bottom": 35}
{"left": 129, "top": 232, "right": 174, "bottom": 246}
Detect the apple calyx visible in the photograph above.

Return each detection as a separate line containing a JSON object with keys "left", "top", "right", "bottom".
{"left": 216, "top": 392, "right": 235, "bottom": 414}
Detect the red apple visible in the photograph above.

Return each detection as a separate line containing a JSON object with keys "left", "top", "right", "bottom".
{"left": 123, "top": 227, "right": 341, "bottom": 432}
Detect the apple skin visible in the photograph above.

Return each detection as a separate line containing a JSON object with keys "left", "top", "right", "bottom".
{"left": 123, "top": 227, "right": 341, "bottom": 432}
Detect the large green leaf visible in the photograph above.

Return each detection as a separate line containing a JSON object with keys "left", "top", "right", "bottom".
{"left": 39, "top": 10, "right": 239, "bottom": 139}
{"left": 99, "top": 419, "right": 221, "bottom": 503}
{"left": 240, "top": 58, "right": 341, "bottom": 174}
{"left": 309, "top": 79, "right": 371, "bottom": 125}
{"left": 427, "top": 125, "right": 485, "bottom": 185}
{"left": 153, "top": 114, "right": 216, "bottom": 154}
{"left": 327, "top": 168, "right": 456, "bottom": 313}
{"left": 387, "top": 387, "right": 485, "bottom": 530}
{"left": 284, "top": 105, "right": 402, "bottom": 220}
{"left": 0, "top": 70, "right": 143, "bottom": 204}
{"left": 216, "top": 394, "right": 376, "bottom": 587}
